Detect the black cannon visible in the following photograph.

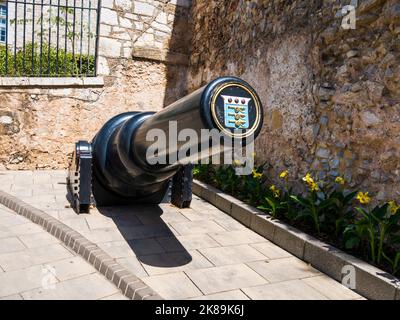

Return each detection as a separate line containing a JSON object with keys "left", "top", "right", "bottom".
{"left": 67, "top": 76, "right": 264, "bottom": 213}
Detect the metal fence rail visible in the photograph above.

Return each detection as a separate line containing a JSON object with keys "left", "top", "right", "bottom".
{"left": 0, "top": 0, "right": 101, "bottom": 77}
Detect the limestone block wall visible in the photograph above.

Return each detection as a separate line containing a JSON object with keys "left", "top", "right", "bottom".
{"left": 0, "top": 0, "right": 191, "bottom": 169}
{"left": 188, "top": 0, "right": 400, "bottom": 201}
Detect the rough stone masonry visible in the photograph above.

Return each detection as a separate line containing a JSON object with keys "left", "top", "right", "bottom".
{"left": 1, "top": 0, "right": 400, "bottom": 202}
{"left": 188, "top": 0, "right": 400, "bottom": 202}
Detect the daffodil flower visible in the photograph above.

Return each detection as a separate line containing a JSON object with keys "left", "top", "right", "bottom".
{"left": 356, "top": 192, "right": 371, "bottom": 205}
{"left": 335, "top": 177, "right": 345, "bottom": 185}
{"left": 279, "top": 170, "right": 289, "bottom": 179}
{"left": 388, "top": 201, "right": 400, "bottom": 215}
{"left": 303, "top": 173, "right": 318, "bottom": 191}
{"left": 302, "top": 173, "right": 314, "bottom": 185}
{"left": 310, "top": 182, "right": 319, "bottom": 192}
{"left": 269, "top": 185, "right": 281, "bottom": 198}
{"left": 252, "top": 169, "right": 263, "bottom": 179}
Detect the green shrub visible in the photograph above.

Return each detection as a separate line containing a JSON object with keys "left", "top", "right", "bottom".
{"left": 291, "top": 174, "right": 357, "bottom": 236}
{"left": 344, "top": 202, "right": 400, "bottom": 266}
{"left": 0, "top": 42, "right": 95, "bottom": 76}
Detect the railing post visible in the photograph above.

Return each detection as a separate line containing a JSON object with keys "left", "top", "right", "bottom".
{"left": 93, "top": 0, "right": 101, "bottom": 77}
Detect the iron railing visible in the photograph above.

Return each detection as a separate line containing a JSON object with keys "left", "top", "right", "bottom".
{"left": 0, "top": 0, "right": 101, "bottom": 77}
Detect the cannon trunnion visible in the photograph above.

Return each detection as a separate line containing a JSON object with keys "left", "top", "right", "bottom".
{"left": 67, "top": 76, "right": 264, "bottom": 213}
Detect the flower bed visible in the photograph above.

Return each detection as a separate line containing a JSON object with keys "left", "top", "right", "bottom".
{"left": 193, "top": 163, "right": 400, "bottom": 277}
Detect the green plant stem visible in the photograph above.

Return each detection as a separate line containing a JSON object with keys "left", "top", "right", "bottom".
{"left": 377, "top": 225, "right": 385, "bottom": 265}
{"left": 368, "top": 226, "right": 376, "bottom": 263}
{"left": 312, "top": 193, "right": 320, "bottom": 234}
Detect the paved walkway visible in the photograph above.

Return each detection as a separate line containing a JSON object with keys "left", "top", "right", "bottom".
{"left": 0, "top": 204, "right": 126, "bottom": 300}
{"left": 0, "top": 170, "right": 364, "bottom": 300}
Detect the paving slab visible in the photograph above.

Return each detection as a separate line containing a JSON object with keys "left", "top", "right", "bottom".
{"left": 246, "top": 257, "right": 321, "bottom": 283}
{"left": 142, "top": 272, "right": 203, "bottom": 300}
{"left": 127, "top": 239, "right": 165, "bottom": 256}
{"left": 137, "top": 210, "right": 190, "bottom": 224}
{"left": 249, "top": 241, "right": 292, "bottom": 260}
{"left": 302, "top": 275, "right": 361, "bottom": 300}
{"left": 116, "top": 256, "right": 149, "bottom": 278}
{"left": 8, "top": 222, "right": 45, "bottom": 236}
{"left": 199, "top": 245, "right": 267, "bottom": 266}
{"left": 0, "top": 170, "right": 366, "bottom": 300}
{"left": 21, "top": 273, "right": 119, "bottom": 300}
{"left": 242, "top": 280, "right": 329, "bottom": 300}
{"left": 156, "top": 234, "right": 220, "bottom": 252}
{"left": 97, "top": 241, "right": 137, "bottom": 259}
{"left": 0, "top": 215, "right": 29, "bottom": 228}
{"left": 186, "top": 264, "right": 267, "bottom": 295}
{"left": 61, "top": 218, "right": 91, "bottom": 233}
{"left": 0, "top": 264, "right": 56, "bottom": 298}
{"left": 0, "top": 294, "right": 23, "bottom": 300}
{"left": 212, "top": 217, "right": 248, "bottom": 231}
{"left": 0, "top": 237, "right": 26, "bottom": 254}
{"left": 179, "top": 207, "right": 223, "bottom": 222}
{"left": 0, "top": 227, "right": 13, "bottom": 239}
{"left": 46, "top": 257, "right": 97, "bottom": 281}
{"left": 18, "top": 232, "right": 59, "bottom": 249}
{"left": 139, "top": 250, "right": 213, "bottom": 276}
{"left": 0, "top": 243, "right": 74, "bottom": 272}
{"left": 190, "top": 290, "right": 250, "bottom": 300}
{"left": 100, "top": 293, "right": 129, "bottom": 300}
{"left": 170, "top": 220, "right": 227, "bottom": 235}
{"left": 208, "top": 229, "right": 266, "bottom": 246}
{"left": 85, "top": 215, "right": 117, "bottom": 230}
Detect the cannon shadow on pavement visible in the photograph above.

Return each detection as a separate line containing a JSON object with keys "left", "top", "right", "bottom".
{"left": 96, "top": 205, "right": 193, "bottom": 268}
{"left": 66, "top": 189, "right": 192, "bottom": 268}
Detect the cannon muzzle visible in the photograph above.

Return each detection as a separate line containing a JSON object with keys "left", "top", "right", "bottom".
{"left": 67, "top": 76, "right": 263, "bottom": 213}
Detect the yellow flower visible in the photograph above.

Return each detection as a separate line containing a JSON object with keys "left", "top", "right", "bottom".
{"left": 356, "top": 192, "right": 371, "bottom": 205}
{"left": 232, "top": 159, "right": 242, "bottom": 167}
{"left": 310, "top": 182, "right": 319, "bottom": 192}
{"left": 269, "top": 185, "right": 281, "bottom": 198}
{"left": 303, "top": 173, "right": 319, "bottom": 191}
{"left": 302, "top": 173, "right": 314, "bottom": 185}
{"left": 251, "top": 152, "right": 256, "bottom": 159}
{"left": 252, "top": 169, "right": 263, "bottom": 179}
{"left": 388, "top": 201, "right": 400, "bottom": 215}
{"left": 279, "top": 170, "right": 289, "bottom": 179}
{"left": 335, "top": 177, "right": 345, "bottom": 185}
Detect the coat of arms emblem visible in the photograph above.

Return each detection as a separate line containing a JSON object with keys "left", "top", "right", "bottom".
{"left": 221, "top": 95, "right": 251, "bottom": 129}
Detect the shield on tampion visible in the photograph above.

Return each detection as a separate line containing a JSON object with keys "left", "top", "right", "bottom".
{"left": 221, "top": 95, "right": 251, "bottom": 129}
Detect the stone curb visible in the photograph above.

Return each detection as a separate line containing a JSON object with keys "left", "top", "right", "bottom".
{"left": 193, "top": 180, "right": 400, "bottom": 300}
{"left": 0, "top": 190, "right": 163, "bottom": 301}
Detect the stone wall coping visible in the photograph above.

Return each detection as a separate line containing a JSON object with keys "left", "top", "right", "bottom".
{"left": 0, "top": 189, "right": 163, "bottom": 300}
{"left": 193, "top": 179, "right": 400, "bottom": 300}
{"left": 0, "top": 77, "right": 104, "bottom": 88}
{"left": 132, "top": 47, "right": 189, "bottom": 66}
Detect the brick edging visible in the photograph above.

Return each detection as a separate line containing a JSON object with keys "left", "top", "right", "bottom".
{"left": 0, "top": 190, "right": 163, "bottom": 300}
{"left": 193, "top": 180, "right": 400, "bottom": 300}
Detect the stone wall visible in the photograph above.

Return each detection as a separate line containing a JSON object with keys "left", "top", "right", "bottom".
{"left": 188, "top": 0, "right": 400, "bottom": 201}
{"left": 0, "top": 0, "right": 191, "bottom": 169}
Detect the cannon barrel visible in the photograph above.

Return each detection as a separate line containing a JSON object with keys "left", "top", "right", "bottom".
{"left": 67, "top": 76, "right": 264, "bottom": 212}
